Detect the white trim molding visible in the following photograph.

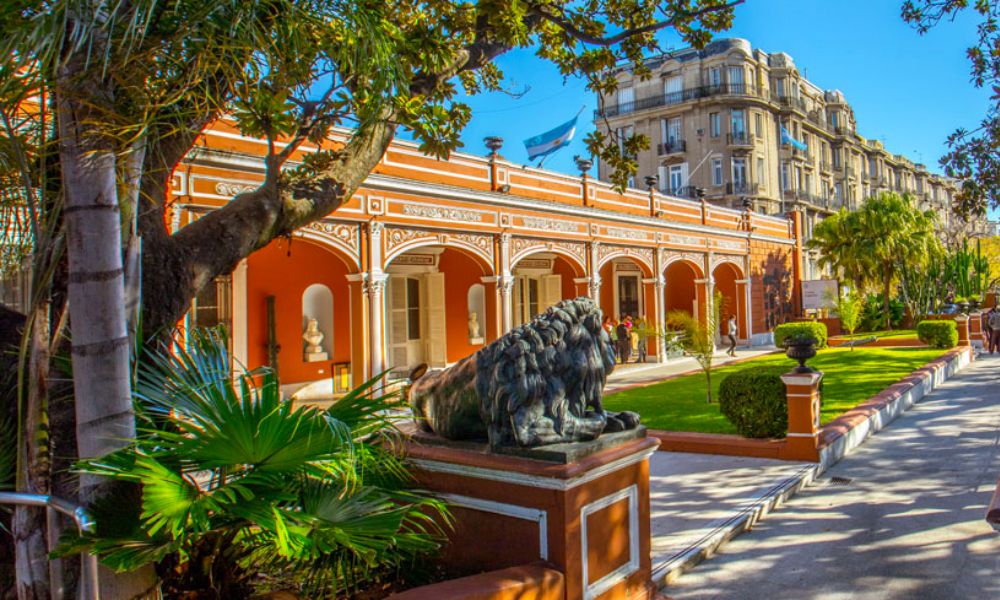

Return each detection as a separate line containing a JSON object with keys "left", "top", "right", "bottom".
{"left": 581, "top": 484, "right": 640, "bottom": 600}
{"left": 439, "top": 493, "right": 549, "bottom": 561}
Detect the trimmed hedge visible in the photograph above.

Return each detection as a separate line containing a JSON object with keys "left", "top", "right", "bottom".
{"left": 773, "top": 321, "right": 828, "bottom": 349}
{"left": 718, "top": 367, "right": 789, "bottom": 439}
{"left": 916, "top": 320, "right": 958, "bottom": 349}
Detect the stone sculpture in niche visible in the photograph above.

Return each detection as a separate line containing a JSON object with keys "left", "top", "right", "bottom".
{"left": 467, "top": 311, "right": 483, "bottom": 344}
{"left": 302, "top": 318, "right": 328, "bottom": 362}
{"left": 409, "top": 297, "right": 640, "bottom": 447}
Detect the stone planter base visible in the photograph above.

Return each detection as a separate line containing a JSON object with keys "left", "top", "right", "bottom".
{"left": 406, "top": 430, "right": 661, "bottom": 600}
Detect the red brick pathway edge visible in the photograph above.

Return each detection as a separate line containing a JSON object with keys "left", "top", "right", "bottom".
{"left": 649, "top": 346, "right": 973, "bottom": 462}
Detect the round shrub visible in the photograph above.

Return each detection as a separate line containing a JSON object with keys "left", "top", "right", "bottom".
{"left": 773, "top": 321, "right": 828, "bottom": 349}
{"left": 916, "top": 320, "right": 958, "bottom": 349}
{"left": 718, "top": 367, "right": 789, "bottom": 439}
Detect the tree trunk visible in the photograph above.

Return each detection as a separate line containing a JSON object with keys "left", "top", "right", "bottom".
{"left": 57, "top": 90, "right": 136, "bottom": 500}
{"left": 705, "top": 366, "right": 712, "bottom": 404}
{"left": 14, "top": 303, "right": 51, "bottom": 600}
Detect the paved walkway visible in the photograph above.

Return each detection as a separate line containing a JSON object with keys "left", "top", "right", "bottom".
{"left": 606, "top": 346, "right": 778, "bottom": 394}
{"left": 667, "top": 353, "right": 1000, "bottom": 599}
{"left": 648, "top": 452, "right": 813, "bottom": 583}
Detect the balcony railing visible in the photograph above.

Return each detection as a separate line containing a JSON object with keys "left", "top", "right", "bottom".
{"left": 657, "top": 139, "right": 687, "bottom": 155}
{"left": 727, "top": 132, "right": 755, "bottom": 147}
{"left": 772, "top": 94, "right": 807, "bottom": 112}
{"left": 726, "top": 182, "right": 760, "bottom": 195}
{"left": 595, "top": 83, "right": 760, "bottom": 119}
{"left": 819, "top": 161, "right": 832, "bottom": 173}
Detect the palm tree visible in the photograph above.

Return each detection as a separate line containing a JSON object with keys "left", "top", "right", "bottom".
{"left": 808, "top": 193, "right": 939, "bottom": 330}
{"left": 68, "top": 329, "right": 448, "bottom": 597}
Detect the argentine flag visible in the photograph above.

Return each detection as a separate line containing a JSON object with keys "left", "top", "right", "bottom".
{"left": 524, "top": 116, "right": 578, "bottom": 162}
{"left": 780, "top": 126, "right": 808, "bottom": 151}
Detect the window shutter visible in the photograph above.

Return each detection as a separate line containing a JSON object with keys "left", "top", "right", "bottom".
{"left": 423, "top": 272, "right": 447, "bottom": 367}
{"left": 388, "top": 278, "right": 409, "bottom": 369}
{"left": 540, "top": 274, "right": 562, "bottom": 313}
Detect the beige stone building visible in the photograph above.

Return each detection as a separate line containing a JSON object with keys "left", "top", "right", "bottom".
{"left": 594, "top": 38, "right": 992, "bottom": 277}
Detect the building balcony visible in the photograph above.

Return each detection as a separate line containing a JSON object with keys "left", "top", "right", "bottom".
{"left": 819, "top": 161, "right": 832, "bottom": 173}
{"left": 666, "top": 185, "right": 700, "bottom": 199}
{"left": 727, "top": 132, "right": 755, "bottom": 147}
{"left": 834, "top": 125, "right": 852, "bottom": 137}
{"left": 772, "top": 94, "right": 807, "bottom": 113}
{"left": 843, "top": 166, "right": 856, "bottom": 179}
{"left": 726, "top": 182, "right": 760, "bottom": 196}
{"left": 594, "top": 83, "right": 760, "bottom": 119}
{"left": 657, "top": 139, "right": 687, "bottom": 156}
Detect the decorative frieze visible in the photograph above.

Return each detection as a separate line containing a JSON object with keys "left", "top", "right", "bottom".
{"left": 519, "top": 216, "right": 584, "bottom": 234}
{"left": 401, "top": 203, "right": 486, "bottom": 223}
{"left": 214, "top": 182, "right": 257, "bottom": 197}
{"left": 306, "top": 221, "right": 360, "bottom": 252}
{"left": 668, "top": 234, "right": 704, "bottom": 247}
{"left": 384, "top": 227, "right": 494, "bottom": 264}
{"left": 603, "top": 226, "right": 649, "bottom": 241}
{"left": 510, "top": 236, "right": 587, "bottom": 266}
{"left": 660, "top": 248, "right": 705, "bottom": 271}
{"left": 598, "top": 244, "right": 654, "bottom": 270}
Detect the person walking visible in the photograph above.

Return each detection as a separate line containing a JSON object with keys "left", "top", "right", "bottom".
{"left": 615, "top": 319, "right": 631, "bottom": 364}
{"left": 988, "top": 306, "right": 1000, "bottom": 354}
{"left": 982, "top": 307, "right": 994, "bottom": 349}
{"left": 635, "top": 314, "right": 648, "bottom": 363}
{"left": 726, "top": 314, "right": 738, "bottom": 357}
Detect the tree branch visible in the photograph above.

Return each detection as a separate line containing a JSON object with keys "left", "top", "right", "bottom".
{"left": 535, "top": 0, "right": 745, "bottom": 47}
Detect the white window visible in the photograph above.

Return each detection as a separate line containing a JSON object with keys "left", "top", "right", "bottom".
{"left": 732, "top": 158, "right": 747, "bottom": 187}
{"left": 664, "top": 75, "right": 683, "bottom": 102}
{"left": 730, "top": 109, "right": 746, "bottom": 138}
{"left": 669, "top": 165, "right": 684, "bottom": 194}
{"left": 755, "top": 113, "right": 763, "bottom": 136}
{"left": 775, "top": 78, "right": 785, "bottom": 97}
{"left": 781, "top": 161, "right": 790, "bottom": 190}
{"left": 709, "top": 66, "right": 722, "bottom": 89}
{"left": 728, "top": 66, "right": 745, "bottom": 92}
{"left": 795, "top": 167, "right": 803, "bottom": 189}
{"left": 804, "top": 173, "right": 813, "bottom": 194}
{"left": 667, "top": 117, "right": 682, "bottom": 144}
{"left": 709, "top": 113, "right": 721, "bottom": 137}
{"left": 757, "top": 157, "right": 765, "bottom": 186}
{"left": 616, "top": 125, "right": 634, "bottom": 155}
{"left": 617, "top": 86, "right": 634, "bottom": 109}
{"left": 835, "top": 183, "right": 844, "bottom": 202}
{"left": 712, "top": 158, "right": 723, "bottom": 186}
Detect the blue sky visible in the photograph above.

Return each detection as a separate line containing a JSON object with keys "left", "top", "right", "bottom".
{"left": 447, "top": 0, "right": 994, "bottom": 217}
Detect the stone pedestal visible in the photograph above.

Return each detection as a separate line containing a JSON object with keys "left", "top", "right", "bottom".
{"left": 955, "top": 315, "right": 971, "bottom": 347}
{"left": 305, "top": 351, "right": 328, "bottom": 362}
{"left": 407, "top": 429, "right": 660, "bottom": 600}
{"left": 781, "top": 371, "right": 824, "bottom": 462}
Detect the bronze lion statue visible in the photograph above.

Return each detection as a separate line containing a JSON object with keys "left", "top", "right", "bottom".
{"left": 409, "top": 297, "right": 640, "bottom": 448}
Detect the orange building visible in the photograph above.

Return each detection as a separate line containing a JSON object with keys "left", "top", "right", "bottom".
{"left": 174, "top": 121, "right": 800, "bottom": 399}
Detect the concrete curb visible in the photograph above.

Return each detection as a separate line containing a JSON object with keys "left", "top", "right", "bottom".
{"left": 651, "top": 346, "right": 974, "bottom": 588}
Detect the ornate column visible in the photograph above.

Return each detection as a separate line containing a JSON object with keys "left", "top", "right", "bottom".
{"left": 366, "top": 222, "right": 388, "bottom": 376}
{"left": 588, "top": 241, "right": 602, "bottom": 304}
{"left": 498, "top": 233, "right": 514, "bottom": 333}
{"left": 231, "top": 259, "right": 249, "bottom": 369}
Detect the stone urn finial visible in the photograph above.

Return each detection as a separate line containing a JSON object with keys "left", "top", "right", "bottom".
{"left": 784, "top": 334, "right": 817, "bottom": 373}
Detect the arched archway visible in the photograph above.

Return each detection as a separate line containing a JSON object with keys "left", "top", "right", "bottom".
{"left": 510, "top": 252, "right": 587, "bottom": 327}
{"left": 245, "top": 237, "right": 359, "bottom": 394}
{"left": 712, "top": 261, "right": 747, "bottom": 339}
{"left": 384, "top": 244, "right": 496, "bottom": 370}
{"left": 663, "top": 259, "right": 704, "bottom": 319}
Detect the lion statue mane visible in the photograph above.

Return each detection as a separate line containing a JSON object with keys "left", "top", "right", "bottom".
{"left": 409, "top": 297, "right": 640, "bottom": 448}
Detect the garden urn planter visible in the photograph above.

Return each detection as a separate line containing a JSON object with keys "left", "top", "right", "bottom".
{"left": 784, "top": 336, "right": 818, "bottom": 373}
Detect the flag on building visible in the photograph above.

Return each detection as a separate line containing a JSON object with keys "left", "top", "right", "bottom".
{"left": 524, "top": 115, "right": 578, "bottom": 162}
{"left": 780, "top": 125, "right": 808, "bottom": 151}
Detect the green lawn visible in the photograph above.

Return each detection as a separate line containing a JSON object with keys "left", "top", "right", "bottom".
{"left": 603, "top": 347, "right": 947, "bottom": 434}
{"left": 835, "top": 329, "right": 917, "bottom": 340}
